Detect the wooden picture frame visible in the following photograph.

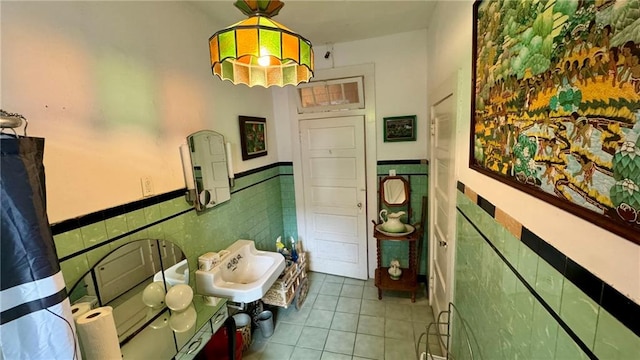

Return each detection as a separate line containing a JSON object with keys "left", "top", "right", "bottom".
{"left": 383, "top": 115, "right": 416, "bottom": 142}
{"left": 471, "top": 0, "right": 639, "bottom": 244}
{"left": 239, "top": 116, "right": 267, "bottom": 161}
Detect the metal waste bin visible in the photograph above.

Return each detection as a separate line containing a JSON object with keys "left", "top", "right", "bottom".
{"left": 256, "top": 310, "right": 274, "bottom": 338}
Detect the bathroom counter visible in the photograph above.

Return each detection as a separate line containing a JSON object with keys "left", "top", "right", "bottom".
{"left": 174, "top": 296, "right": 228, "bottom": 360}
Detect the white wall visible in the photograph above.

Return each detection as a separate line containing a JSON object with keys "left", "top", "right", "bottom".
{"left": 1, "top": 1, "right": 276, "bottom": 223}
{"left": 426, "top": 1, "right": 640, "bottom": 303}
{"left": 275, "top": 30, "right": 429, "bottom": 161}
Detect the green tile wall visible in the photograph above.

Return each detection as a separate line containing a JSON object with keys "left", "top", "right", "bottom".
{"left": 453, "top": 191, "right": 640, "bottom": 360}
{"left": 279, "top": 164, "right": 298, "bottom": 241}
{"left": 56, "top": 164, "right": 291, "bottom": 292}
{"left": 57, "top": 162, "right": 428, "bottom": 292}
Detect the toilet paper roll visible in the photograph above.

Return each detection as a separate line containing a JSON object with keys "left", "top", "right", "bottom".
{"left": 71, "top": 302, "right": 92, "bottom": 321}
{"left": 76, "top": 306, "right": 122, "bottom": 360}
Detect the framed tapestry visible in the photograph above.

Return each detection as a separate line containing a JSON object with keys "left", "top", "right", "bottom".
{"left": 383, "top": 115, "right": 417, "bottom": 142}
{"left": 239, "top": 116, "right": 267, "bottom": 160}
{"left": 471, "top": 0, "right": 639, "bottom": 244}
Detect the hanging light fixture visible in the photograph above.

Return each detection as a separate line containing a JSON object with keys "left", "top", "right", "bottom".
{"left": 209, "top": 0, "right": 314, "bottom": 88}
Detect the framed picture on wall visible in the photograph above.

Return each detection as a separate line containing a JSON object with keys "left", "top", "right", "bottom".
{"left": 239, "top": 116, "right": 267, "bottom": 161}
{"left": 383, "top": 115, "right": 416, "bottom": 142}
{"left": 470, "top": 0, "right": 640, "bottom": 244}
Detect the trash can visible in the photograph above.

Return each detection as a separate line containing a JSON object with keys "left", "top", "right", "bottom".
{"left": 232, "top": 313, "right": 252, "bottom": 352}
{"left": 256, "top": 310, "right": 274, "bottom": 338}
{"left": 198, "top": 319, "right": 242, "bottom": 360}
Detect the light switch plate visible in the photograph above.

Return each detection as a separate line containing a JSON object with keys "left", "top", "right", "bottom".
{"left": 141, "top": 176, "right": 154, "bottom": 197}
{"left": 389, "top": 169, "right": 396, "bottom": 176}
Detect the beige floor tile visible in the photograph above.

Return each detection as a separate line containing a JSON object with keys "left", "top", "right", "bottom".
{"left": 320, "top": 351, "right": 351, "bottom": 360}
{"left": 324, "top": 330, "right": 355, "bottom": 355}
{"left": 340, "top": 284, "right": 364, "bottom": 298}
{"left": 270, "top": 323, "right": 304, "bottom": 345}
{"left": 324, "top": 274, "right": 346, "bottom": 284}
{"left": 313, "top": 295, "right": 339, "bottom": 311}
{"left": 386, "top": 302, "right": 413, "bottom": 321}
{"left": 291, "top": 347, "right": 322, "bottom": 360}
{"left": 385, "top": 337, "right": 416, "bottom": 360}
{"left": 385, "top": 318, "right": 414, "bottom": 340}
{"left": 261, "top": 342, "right": 295, "bottom": 360}
{"left": 267, "top": 272, "right": 439, "bottom": 360}
{"left": 360, "top": 299, "right": 386, "bottom": 317}
{"left": 357, "top": 315, "right": 385, "bottom": 337}
{"left": 297, "top": 327, "right": 329, "bottom": 350}
{"left": 336, "top": 297, "right": 361, "bottom": 314}
{"left": 320, "top": 282, "right": 343, "bottom": 296}
{"left": 306, "top": 309, "right": 335, "bottom": 329}
{"left": 363, "top": 286, "right": 379, "bottom": 300}
{"left": 344, "top": 278, "right": 366, "bottom": 286}
{"left": 353, "top": 333, "right": 385, "bottom": 360}
{"left": 331, "top": 312, "right": 359, "bottom": 332}
{"left": 411, "top": 304, "right": 435, "bottom": 323}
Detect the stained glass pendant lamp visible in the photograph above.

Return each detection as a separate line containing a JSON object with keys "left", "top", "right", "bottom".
{"left": 209, "top": 0, "right": 314, "bottom": 88}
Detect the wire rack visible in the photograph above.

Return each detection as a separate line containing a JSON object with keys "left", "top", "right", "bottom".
{"left": 415, "top": 302, "right": 482, "bottom": 360}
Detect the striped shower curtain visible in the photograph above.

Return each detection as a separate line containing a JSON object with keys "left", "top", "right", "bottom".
{"left": 0, "top": 135, "right": 79, "bottom": 359}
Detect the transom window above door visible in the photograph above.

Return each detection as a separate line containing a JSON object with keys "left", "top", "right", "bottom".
{"left": 296, "top": 76, "right": 364, "bottom": 113}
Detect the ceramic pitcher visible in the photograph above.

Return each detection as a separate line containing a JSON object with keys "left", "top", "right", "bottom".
{"left": 379, "top": 209, "right": 406, "bottom": 233}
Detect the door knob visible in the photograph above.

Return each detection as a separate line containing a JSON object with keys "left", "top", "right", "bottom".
{"left": 357, "top": 202, "right": 362, "bottom": 209}
{"left": 439, "top": 241, "right": 448, "bottom": 248}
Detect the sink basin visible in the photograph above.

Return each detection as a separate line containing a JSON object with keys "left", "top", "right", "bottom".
{"left": 195, "top": 240, "right": 285, "bottom": 303}
{"left": 154, "top": 259, "right": 189, "bottom": 286}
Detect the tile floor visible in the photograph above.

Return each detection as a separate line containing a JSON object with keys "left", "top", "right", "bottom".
{"left": 242, "top": 272, "right": 444, "bottom": 360}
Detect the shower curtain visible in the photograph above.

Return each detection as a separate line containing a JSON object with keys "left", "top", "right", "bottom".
{"left": 0, "top": 135, "right": 79, "bottom": 359}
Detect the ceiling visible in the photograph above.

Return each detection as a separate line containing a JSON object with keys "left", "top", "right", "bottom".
{"left": 190, "top": 1, "right": 437, "bottom": 45}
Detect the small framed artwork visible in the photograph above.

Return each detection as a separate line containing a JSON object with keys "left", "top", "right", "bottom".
{"left": 239, "top": 116, "right": 267, "bottom": 160}
{"left": 383, "top": 115, "right": 417, "bottom": 142}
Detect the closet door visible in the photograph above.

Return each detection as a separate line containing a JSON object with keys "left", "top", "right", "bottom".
{"left": 299, "top": 116, "right": 368, "bottom": 279}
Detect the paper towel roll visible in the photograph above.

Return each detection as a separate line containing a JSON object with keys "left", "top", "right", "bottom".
{"left": 71, "top": 302, "right": 92, "bottom": 321}
{"left": 76, "top": 306, "right": 122, "bottom": 360}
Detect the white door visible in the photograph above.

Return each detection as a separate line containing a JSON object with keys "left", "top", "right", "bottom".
{"left": 429, "top": 73, "right": 458, "bottom": 349}
{"left": 300, "top": 116, "right": 367, "bottom": 279}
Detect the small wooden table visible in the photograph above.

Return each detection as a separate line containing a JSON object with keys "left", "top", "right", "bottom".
{"left": 373, "top": 221, "right": 421, "bottom": 302}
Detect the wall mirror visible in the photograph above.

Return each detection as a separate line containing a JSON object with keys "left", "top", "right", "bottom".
{"left": 380, "top": 176, "right": 410, "bottom": 206}
{"left": 69, "top": 239, "right": 188, "bottom": 355}
{"left": 187, "top": 130, "right": 231, "bottom": 211}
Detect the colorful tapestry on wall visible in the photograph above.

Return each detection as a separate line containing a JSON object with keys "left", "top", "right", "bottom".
{"left": 471, "top": 0, "right": 640, "bottom": 243}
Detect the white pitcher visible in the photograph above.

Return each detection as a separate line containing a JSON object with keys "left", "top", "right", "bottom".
{"left": 379, "top": 209, "right": 406, "bottom": 233}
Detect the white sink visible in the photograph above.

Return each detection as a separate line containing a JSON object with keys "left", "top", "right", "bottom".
{"left": 153, "top": 259, "right": 189, "bottom": 286}
{"left": 195, "top": 240, "right": 285, "bottom": 303}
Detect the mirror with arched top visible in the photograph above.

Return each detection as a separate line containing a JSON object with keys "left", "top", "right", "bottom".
{"left": 187, "top": 130, "right": 231, "bottom": 211}
{"left": 69, "top": 239, "right": 187, "bottom": 345}
{"left": 380, "top": 176, "right": 410, "bottom": 206}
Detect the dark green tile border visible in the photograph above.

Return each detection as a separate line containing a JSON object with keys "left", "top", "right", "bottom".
{"left": 234, "top": 161, "right": 292, "bottom": 179}
{"left": 457, "top": 181, "right": 640, "bottom": 338}
{"left": 377, "top": 159, "right": 427, "bottom": 165}
{"left": 51, "top": 189, "right": 186, "bottom": 235}
{"left": 58, "top": 208, "right": 192, "bottom": 262}
{"left": 53, "top": 163, "right": 293, "bottom": 259}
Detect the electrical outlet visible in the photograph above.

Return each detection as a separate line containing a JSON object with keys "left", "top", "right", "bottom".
{"left": 141, "top": 176, "right": 154, "bottom": 197}
{"left": 389, "top": 169, "right": 396, "bottom": 176}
